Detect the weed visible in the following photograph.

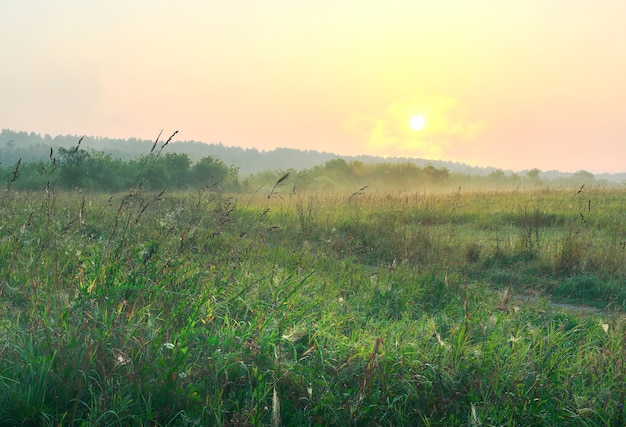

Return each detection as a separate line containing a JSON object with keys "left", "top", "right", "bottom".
{"left": 0, "top": 181, "right": 625, "bottom": 425}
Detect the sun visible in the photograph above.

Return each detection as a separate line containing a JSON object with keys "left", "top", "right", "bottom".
{"left": 409, "top": 114, "right": 426, "bottom": 131}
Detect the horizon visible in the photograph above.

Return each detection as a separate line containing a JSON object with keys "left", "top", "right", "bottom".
{"left": 2, "top": 2, "right": 625, "bottom": 174}
{"left": 3, "top": 127, "right": 623, "bottom": 177}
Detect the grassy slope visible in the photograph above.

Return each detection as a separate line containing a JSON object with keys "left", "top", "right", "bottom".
{"left": 0, "top": 186, "right": 624, "bottom": 426}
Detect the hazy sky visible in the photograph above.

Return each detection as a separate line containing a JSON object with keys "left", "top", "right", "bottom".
{"left": 2, "top": 1, "right": 626, "bottom": 173}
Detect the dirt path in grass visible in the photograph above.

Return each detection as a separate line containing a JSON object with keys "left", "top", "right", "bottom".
{"left": 547, "top": 301, "right": 607, "bottom": 316}
{"left": 511, "top": 293, "right": 621, "bottom": 317}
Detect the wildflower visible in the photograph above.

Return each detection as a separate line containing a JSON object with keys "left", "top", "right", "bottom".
{"left": 435, "top": 332, "right": 446, "bottom": 347}
{"left": 113, "top": 349, "right": 131, "bottom": 367}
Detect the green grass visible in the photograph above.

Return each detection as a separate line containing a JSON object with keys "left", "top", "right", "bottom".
{"left": 0, "top": 185, "right": 625, "bottom": 425}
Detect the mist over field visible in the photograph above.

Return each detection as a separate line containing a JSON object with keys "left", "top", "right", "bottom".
{"left": 3, "top": 1, "right": 626, "bottom": 423}
{"left": 1, "top": 129, "right": 624, "bottom": 195}
{"left": 1, "top": 127, "right": 626, "bottom": 424}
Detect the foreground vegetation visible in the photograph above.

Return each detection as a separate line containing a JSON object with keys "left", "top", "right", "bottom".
{"left": 1, "top": 176, "right": 625, "bottom": 425}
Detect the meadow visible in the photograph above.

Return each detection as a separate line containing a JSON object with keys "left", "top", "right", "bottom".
{"left": 0, "top": 180, "right": 625, "bottom": 426}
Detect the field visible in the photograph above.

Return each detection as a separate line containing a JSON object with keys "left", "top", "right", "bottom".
{"left": 0, "top": 182, "right": 625, "bottom": 426}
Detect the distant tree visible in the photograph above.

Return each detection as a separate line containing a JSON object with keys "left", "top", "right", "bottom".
{"left": 324, "top": 159, "right": 351, "bottom": 177}
{"left": 488, "top": 169, "right": 505, "bottom": 180}
{"left": 525, "top": 168, "right": 543, "bottom": 187}
{"left": 349, "top": 160, "right": 368, "bottom": 179}
{"left": 571, "top": 170, "right": 595, "bottom": 183}
{"left": 424, "top": 164, "right": 450, "bottom": 184}
{"left": 192, "top": 156, "right": 230, "bottom": 187}
{"left": 526, "top": 168, "right": 541, "bottom": 180}
{"left": 10, "top": 161, "right": 51, "bottom": 190}
{"left": 141, "top": 154, "right": 169, "bottom": 190}
{"left": 164, "top": 153, "right": 192, "bottom": 188}
{"left": 58, "top": 146, "right": 92, "bottom": 189}
{"left": 369, "top": 162, "right": 423, "bottom": 189}
{"left": 88, "top": 151, "right": 134, "bottom": 191}
{"left": 508, "top": 172, "right": 521, "bottom": 186}
{"left": 324, "top": 159, "right": 356, "bottom": 189}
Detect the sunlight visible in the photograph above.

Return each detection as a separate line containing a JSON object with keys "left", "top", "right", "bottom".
{"left": 409, "top": 114, "right": 426, "bottom": 131}
{"left": 363, "top": 97, "right": 487, "bottom": 160}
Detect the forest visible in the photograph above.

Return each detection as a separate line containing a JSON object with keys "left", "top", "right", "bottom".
{"left": 0, "top": 129, "right": 614, "bottom": 193}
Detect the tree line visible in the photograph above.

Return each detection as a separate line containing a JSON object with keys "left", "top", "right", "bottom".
{"left": 1, "top": 144, "right": 239, "bottom": 192}
{"left": 1, "top": 129, "right": 607, "bottom": 193}
{"left": 1, "top": 146, "right": 456, "bottom": 193}
{"left": 0, "top": 146, "right": 605, "bottom": 193}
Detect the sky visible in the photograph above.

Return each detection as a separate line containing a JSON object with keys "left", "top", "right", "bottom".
{"left": 2, "top": 1, "right": 626, "bottom": 174}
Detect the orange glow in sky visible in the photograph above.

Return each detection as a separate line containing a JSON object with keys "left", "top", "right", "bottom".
{"left": 2, "top": 1, "right": 626, "bottom": 173}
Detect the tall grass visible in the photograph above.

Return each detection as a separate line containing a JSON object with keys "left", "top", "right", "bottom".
{"left": 0, "top": 182, "right": 624, "bottom": 425}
